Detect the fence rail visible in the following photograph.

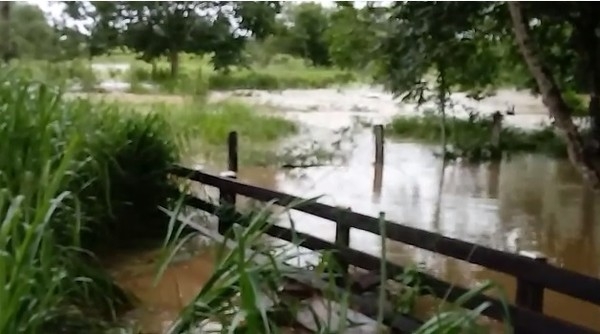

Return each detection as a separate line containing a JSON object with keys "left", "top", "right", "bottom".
{"left": 167, "top": 130, "right": 600, "bottom": 334}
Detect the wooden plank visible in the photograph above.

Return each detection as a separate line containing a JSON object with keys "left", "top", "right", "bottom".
{"left": 169, "top": 165, "right": 600, "bottom": 307}
{"left": 179, "top": 195, "right": 597, "bottom": 334}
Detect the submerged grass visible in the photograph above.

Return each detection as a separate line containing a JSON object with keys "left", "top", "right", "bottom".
{"left": 387, "top": 111, "right": 566, "bottom": 161}
{"left": 0, "top": 75, "right": 180, "bottom": 331}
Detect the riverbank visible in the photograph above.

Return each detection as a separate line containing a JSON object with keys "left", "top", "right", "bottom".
{"left": 7, "top": 56, "right": 360, "bottom": 95}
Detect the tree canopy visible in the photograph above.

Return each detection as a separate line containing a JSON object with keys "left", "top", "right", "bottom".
{"left": 375, "top": 1, "right": 600, "bottom": 188}
{"left": 62, "top": 1, "right": 282, "bottom": 75}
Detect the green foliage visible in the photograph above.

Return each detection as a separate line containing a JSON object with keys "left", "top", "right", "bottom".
{"left": 123, "top": 54, "right": 356, "bottom": 93}
{"left": 375, "top": 2, "right": 600, "bottom": 125}
{"left": 387, "top": 112, "right": 566, "bottom": 161}
{"left": 325, "top": 3, "right": 387, "bottom": 71}
{"left": 3, "top": 59, "right": 97, "bottom": 90}
{"left": 10, "top": 3, "right": 56, "bottom": 59}
{"left": 563, "top": 90, "right": 588, "bottom": 116}
{"left": 124, "top": 99, "right": 297, "bottom": 147}
{"left": 208, "top": 66, "right": 356, "bottom": 90}
{"left": 62, "top": 1, "right": 282, "bottom": 75}
{"left": 280, "top": 3, "right": 332, "bottom": 67}
{"left": 0, "top": 74, "right": 179, "bottom": 246}
{"left": 0, "top": 78, "right": 149, "bottom": 332}
{"left": 377, "top": 2, "right": 506, "bottom": 102}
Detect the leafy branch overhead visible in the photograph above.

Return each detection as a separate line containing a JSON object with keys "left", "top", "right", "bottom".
{"left": 375, "top": 1, "right": 600, "bottom": 188}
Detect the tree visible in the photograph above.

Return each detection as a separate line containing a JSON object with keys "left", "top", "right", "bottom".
{"left": 274, "top": 2, "right": 332, "bottom": 66}
{"left": 63, "top": 1, "right": 281, "bottom": 76}
{"left": 325, "top": 2, "right": 387, "bottom": 70}
{"left": 376, "top": 2, "right": 505, "bottom": 154}
{"left": 1, "top": 2, "right": 11, "bottom": 62}
{"left": 10, "top": 4, "right": 57, "bottom": 60}
{"left": 376, "top": 1, "right": 600, "bottom": 188}
{"left": 507, "top": 2, "right": 600, "bottom": 188}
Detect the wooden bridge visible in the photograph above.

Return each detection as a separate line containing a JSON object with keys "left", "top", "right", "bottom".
{"left": 168, "top": 131, "right": 600, "bottom": 334}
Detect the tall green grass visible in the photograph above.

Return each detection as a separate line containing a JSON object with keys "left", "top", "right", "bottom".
{"left": 0, "top": 75, "right": 180, "bottom": 331}
{"left": 96, "top": 98, "right": 298, "bottom": 166}
{"left": 3, "top": 59, "right": 98, "bottom": 90}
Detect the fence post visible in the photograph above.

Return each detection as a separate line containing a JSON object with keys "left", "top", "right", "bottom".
{"left": 334, "top": 207, "right": 351, "bottom": 284}
{"left": 515, "top": 250, "right": 546, "bottom": 317}
{"left": 490, "top": 111, "right": 503, "bottom": 159}
{"left": 374, "top": 124, "right": 384, "bottom": 165}
{"left": 218, "top": 131, "right": 238, "bottom": 236}
{"left": 228, "top": 131, "right": 238, "bottom": 173}
{"left": 373, "top": 125, "right": 384, "bottom": 202}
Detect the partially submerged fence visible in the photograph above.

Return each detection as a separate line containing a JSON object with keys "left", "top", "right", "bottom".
{"left": 168, "top": 130, "right": 600, "bottom": 334}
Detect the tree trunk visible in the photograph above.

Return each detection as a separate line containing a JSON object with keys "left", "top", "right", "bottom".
{"left": 169, "top": 50, "right": 179, "bottom": 78}
{"left": 508, "top": 2, "right": 600, "bottom": 189}
{"left": 1, "top": 2, "right": 10, "bottom": 63}
{"left": 582, "top": 11, "right": 600, "bottom": 153}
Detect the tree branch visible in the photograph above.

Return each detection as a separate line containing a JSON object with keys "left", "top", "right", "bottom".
{"left": 508, "top": 1, "right": 600, "bottom": 189}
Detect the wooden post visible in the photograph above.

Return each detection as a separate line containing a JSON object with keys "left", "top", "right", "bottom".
{"left": 374, "top": 124, "right": 384, "bottom": 165}
{"left": 490, "top": 111, "right": 503, "bottom": 159}
{"left": 228, "top": 131, "right": 238, "bottom": 173}
{"left": 218, "top": 131, "right": 238, "bottom": 236}
{"left": 334, "top": 208, "right": 351, "bottom": 283}
{"left": 373, "top": 125, "right": 384, "bottom": 202}
{"left": 515, "top": 250, "right": 547, "bottom": 312}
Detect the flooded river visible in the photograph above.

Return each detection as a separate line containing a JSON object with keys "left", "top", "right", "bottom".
{"left": 108, "top": 86, "right": 600, "bottom": 332}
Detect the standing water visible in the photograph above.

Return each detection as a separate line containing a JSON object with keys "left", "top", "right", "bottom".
{"left": 110, "top": 87, "right": 600, "bottom": 332}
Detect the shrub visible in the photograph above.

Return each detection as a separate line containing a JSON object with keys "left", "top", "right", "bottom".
{"left": 0, "top": 75, "right": 179, "bottom": 331}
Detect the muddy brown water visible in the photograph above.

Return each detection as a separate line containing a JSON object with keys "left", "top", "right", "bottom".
{"left": 235, "top": 131, "right": 600, "bottom": 331}
{"left": 106, "top": 88, "right": 600, "bottom": 332}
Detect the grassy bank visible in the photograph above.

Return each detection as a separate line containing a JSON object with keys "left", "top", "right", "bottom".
{"left": 387, "top": 112, "right": 566, "bottom": 161}
{"left": 90, "top": 96, "right": 299, "bottom": 166}
{"left": 5, "top": 53, "right": 359, "bottom": 95}
{"left": 127, "top": 54, "right": 357, "bottom": 93}
{"left": 0, "top": 76, "right": 181, "bottom": 331}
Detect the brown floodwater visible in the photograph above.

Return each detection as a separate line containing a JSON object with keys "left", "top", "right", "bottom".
{"left": 232, "top": 129, "right": 600, "bottom": 331}
{"left": 106, "top": 86, "right": 600, "bottom": 332}
{"left": 114, "top": 130, "right": 600, "bottom": 332}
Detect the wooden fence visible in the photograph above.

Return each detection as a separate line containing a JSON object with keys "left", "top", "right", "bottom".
{"left": 168, "top": 131, "right": 600, "bottom": 334}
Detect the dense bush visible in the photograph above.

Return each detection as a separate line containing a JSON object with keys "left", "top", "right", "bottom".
{"left": 0, "top": 76, "right": 179, "bottom": 332}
